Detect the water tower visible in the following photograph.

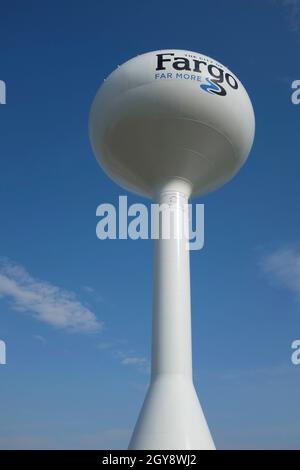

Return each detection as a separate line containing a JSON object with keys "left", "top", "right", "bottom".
{"left": 89, "top": 49, "right": 255, "bottom": 450}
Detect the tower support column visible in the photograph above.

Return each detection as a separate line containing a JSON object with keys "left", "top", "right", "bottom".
{"left": 129, "top": 179, "right": 215, "bottom": 450}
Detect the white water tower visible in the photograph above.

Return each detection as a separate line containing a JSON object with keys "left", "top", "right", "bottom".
{"left": 89, "top": 49, "right": 255, "bottom": 450}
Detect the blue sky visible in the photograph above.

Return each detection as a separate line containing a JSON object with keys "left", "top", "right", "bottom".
{"left": 0, "top": 0, "right": 300, "bottom": 449}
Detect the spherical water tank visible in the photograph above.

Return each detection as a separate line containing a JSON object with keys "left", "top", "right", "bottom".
{"left": 89, "top": 49, "right": 255, "bottom": 198}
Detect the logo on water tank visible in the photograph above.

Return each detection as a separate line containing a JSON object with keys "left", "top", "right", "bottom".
{"left": 155, "top": 53, "right": 239, "bottom": 97}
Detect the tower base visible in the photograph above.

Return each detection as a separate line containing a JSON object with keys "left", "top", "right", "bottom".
{"left": 128, "top": 374, "right": 215, "bottom": 450}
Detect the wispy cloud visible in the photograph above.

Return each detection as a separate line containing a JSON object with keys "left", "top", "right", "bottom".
{"left": 0, "top": 257, "right": 146, "bottom": 372}
{"left": 273, "top": 0, "right": 300, "bottom": 32}
{"left": 81, "top": 285, "right": 104, "bottom": 303}
{"left": 284, "top": 0, "right": 300, "bottom": 31}
{"left": 0, "top": 258, "right": 102, "bottom": 332}
{"left": 114, "top": 350, "right": 149, "bottom": 372}
{"left": 209, "top": 363, "right": 297, "bottom": 383}
{"left": 0, "top": 428, "right": 131, "bottom": 450}
{"left": 97, "top": 340, "right": 149, "bottom": 373}
{"left": 82, "top": 285, "right": 95, "bottom": 294}
{"left": 96, "top": 341, "right": 115, "bottom": 350}
{"left": 33, "top": 334, "right": 47, "bottom": 343}
{"left": 260, "top": 246, "right": 300, "bottom": 301}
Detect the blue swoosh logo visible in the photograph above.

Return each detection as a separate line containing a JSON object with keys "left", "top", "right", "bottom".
{"left": 200, "top": 77, "right": 221, "bottom": 94}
